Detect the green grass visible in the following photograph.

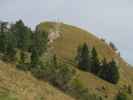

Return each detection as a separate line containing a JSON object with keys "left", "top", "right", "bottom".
{"left": 0, "top": 61, "right": 75, "bottom": 100}
{"left": 0, "top": 94, "right": 17, "bottom": 100}
{"left": 0, "top": 88, "right": 17, "bottom": 100}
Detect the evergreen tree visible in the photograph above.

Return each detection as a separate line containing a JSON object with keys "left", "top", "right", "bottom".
{"left": 90, "top": 47, "right": 100, "bottom": 74}
{"left": 3, "top": 31, "right": 17, "bottom": 61}
{"left": 0, "top": 22, "right": 16, "bottom": 61}
{"left": 98, "top": 59, "right": 120, "bottom": 84}
{"left": 11, "top": 20, "right": 32, "bottom": 51}
{"left": 109, "top": 42, "right": 117, "bottom": 51}
{"left": 32, "top": 29, "right": 48, "bottom": 56}
{"left": 10, "top": 20, "right": 33, "bottom": 63}
{"left": 53, "top": 54, "right": 58, "bottom": 68}
{"left": 30, "top": 27, "right": 48, "bottom": 68}
{"left": 0, "top": 21, "right": 8, "bottom": 53}
{"left": 108, "top": 60, "right": 120, "bottom": 84}
{"left": 0, "top": 21, "right": 8, "bottom": 33}
{"left": 76, "top": 43, "right": 91, "bottom": 71}
{"left": 31, "top": 46, "right": 40, "bottom": 67}
{"left": 127, "top": 85, "right": 132, "bottom": 94}
{"left": 98, "top": 58, "right": 108, "bottom": 81}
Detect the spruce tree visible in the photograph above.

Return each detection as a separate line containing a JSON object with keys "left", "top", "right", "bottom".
{"left": 0, "top": 21, "right": 8, "bottom": 53}
{"left": 98, "top": 59, "right": 120, "bottom": 84}
{"left": 90, "top": 47, "right": 100, "bottom": 74}
{"left": 11, "top": 20, "right": 32, "bottom": 51}
{"left": 0, "top": 22, "right": 16, "bottom": 61}
{"left": 76, "top": 43, "right": 91, "bottom": 71}
{"left": 53, "top": 54, "right": 58, "bottom": 68}
{"left": 98, "top": 58, "right": 108, "bottom": 81}
{"left": 107, "top": 60, "right": 120, "bottom": 84}
{"left": 0, "top": 21, "right": 8, "bottom": 33}
{"left": 10, "top": 20, "right": 33, "bottom": 63}
{"left": 109, "top": 42, "right": 117, "bottom": 51}
{"left": 3, "top": 31, "right": 17, "bottom": 61}
{"left": 32, "top": 29, "right": 48, "bottom": 56}
{"left": 31, "top": 46, "right": 40, "bottom": 67}
{"left": 30, "top": 28, "right": 48, "bottom": 68}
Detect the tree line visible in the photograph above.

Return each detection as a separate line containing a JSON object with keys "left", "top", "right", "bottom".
{"left": 0, "top": 20, "right": 120, "bottom": 84}
{"left": 76, "top": 43, "right": 120, "bottom": 84}
{"left": 0, "top": 20, "right": 102, "bottom": 100}
{"left": 0, "top": 20, "right": 121, "bottom": 100}
{"left": 0, "top": 20, "right": 48, "bottom": 65}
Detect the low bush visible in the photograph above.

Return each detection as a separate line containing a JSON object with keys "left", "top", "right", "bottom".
{"left": 30, "top": 55, "right": 75, "bottom": 90}
{"left": 16, "top": 63, "right": 31, "bottom": 71}
{"left": 116, "top": 92, "right": 128, "bottom": 100}
{"left": 67, "top": 78, "right": 101, "bottom": 100}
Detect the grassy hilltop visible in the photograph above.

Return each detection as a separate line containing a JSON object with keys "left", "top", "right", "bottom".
{"left": 38, "top": 22, "right": 133, "bottom": 100}
{"left": 0, "top": 20, "right": 133, "bottom": 100}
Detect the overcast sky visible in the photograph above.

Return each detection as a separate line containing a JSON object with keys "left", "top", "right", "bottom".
{"left": 0, "top": 0, "right": 133, "bottom": 65}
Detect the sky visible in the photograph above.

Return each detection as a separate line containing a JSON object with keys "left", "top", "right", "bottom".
{"left": 0, "top": 0, "right": 133, "bottom": 65}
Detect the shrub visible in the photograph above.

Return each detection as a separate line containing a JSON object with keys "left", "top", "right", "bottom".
{"left": 116, "top": 92, "right": 128, "bottom": 100}
{"left": 68, "top": 78, "right": 101, "bottom": 100}
{"left": 30, "top": 62, "right": 46, "bottom": 79}
{"left": 52, "top": 63, "right": 75, "bottom": 89}
{"left": 127, "top": 85, "right": 132, "bottom": 94}
{"left": 30, "top": 55, "right": 75, "bottom": 90}
{"left": 16, "top": 63, "right": 31, "bottom": 71}
{"left": 68, "top": 78, "right": 90, "bottom": 100}
{"left": 44, "top": 55, "right": 75, "bottom": 90}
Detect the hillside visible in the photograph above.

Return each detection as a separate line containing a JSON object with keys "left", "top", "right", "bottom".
{"left": 0, "top": 61, "right": 74, "bottom": 100}
{"left": 38, "top": 22, "right": 133, "bottom": 100}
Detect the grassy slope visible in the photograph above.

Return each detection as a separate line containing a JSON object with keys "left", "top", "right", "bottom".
{"left": 0, "top": 61, "right": 74, "bottom": 100}
{"left": 38, "top": 22, "right": 133, "bottom": 100}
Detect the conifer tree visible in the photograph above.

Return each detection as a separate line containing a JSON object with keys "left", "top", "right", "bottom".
{"left": 11, "top": 20, "right": 32, "bottom": 51}
{"left": 98, "top": 59, "right": 120, "bottom": 84}
{"left": 98, "top": 58, "right": 108, "bottom": 80}
{"left": 0, "top": 21, "right": 8, "bottom": 33}
{"left": 0, "top": 22, "right": 16, "bottom": 61}
{"left": 3, "top": 31, "right": 17, "bottom": 61}
{"left": 90, "top": 47, "right": 100, "bottom": 74}
{"left": 32, "top": 29, "right": 48, "bottom": 56}
{"left": 76, "top": 43, "right": 91, "bottom": 71}
{"left": 109, "top": 42, "right": 117, "bottom": 51}
{"left": 108, "top": 60, "right": 119, "bottom": 84}
{"left": 0, "top": 21, "right": 8, "bottom": 53}
{"left": 31, "top": 46, "right": 40, "bottom": 67}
